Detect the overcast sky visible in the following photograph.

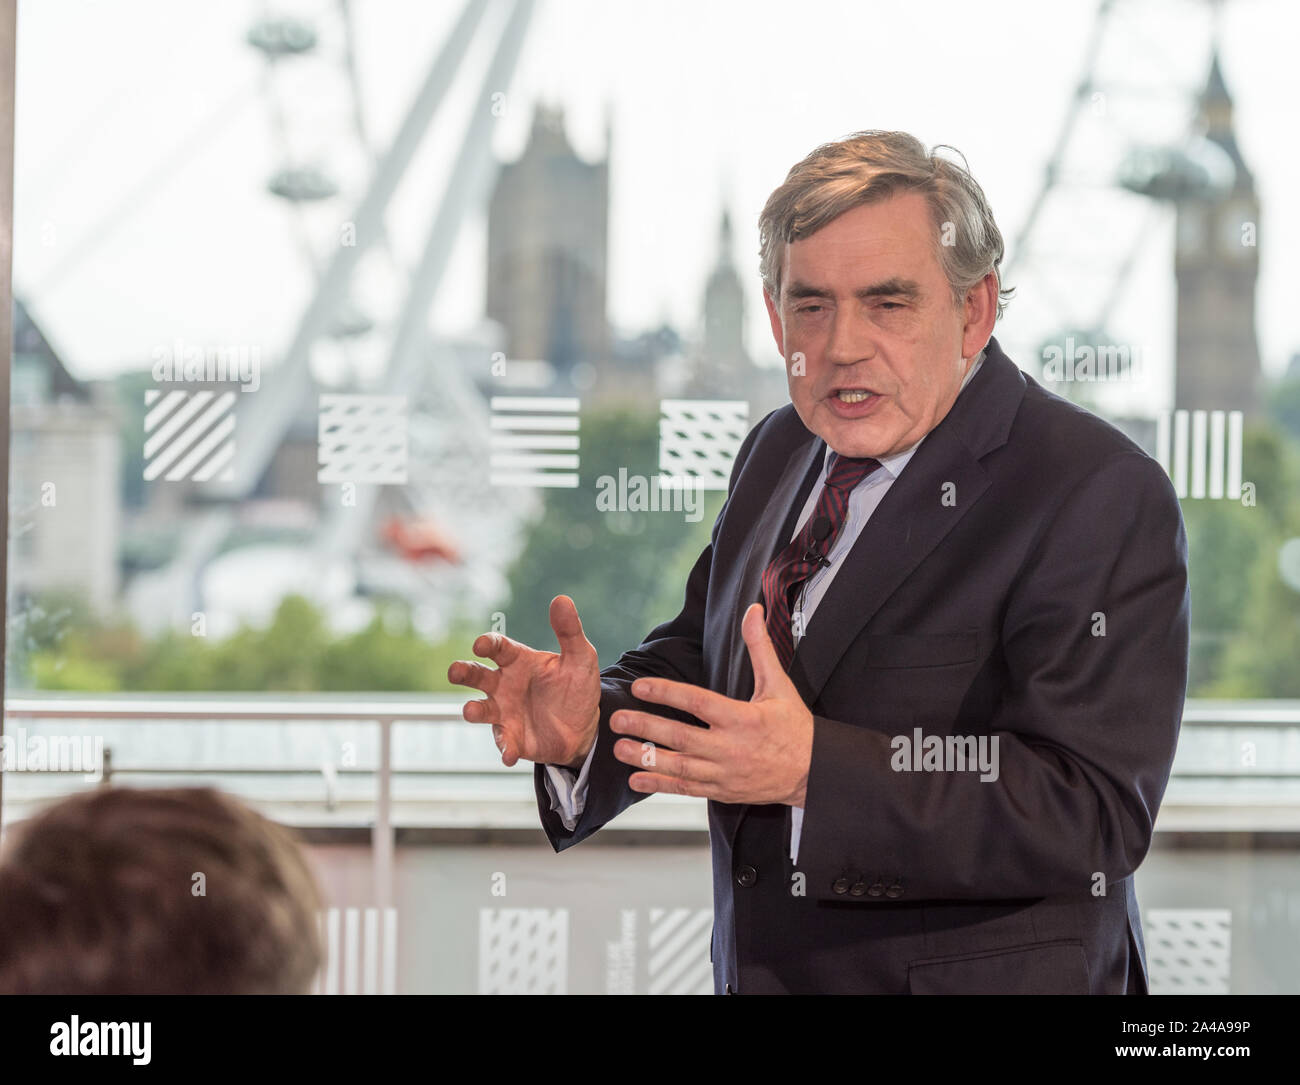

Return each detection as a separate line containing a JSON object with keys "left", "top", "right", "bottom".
{"left": 13, "top": 0, "right": 1300, "bottom": 412}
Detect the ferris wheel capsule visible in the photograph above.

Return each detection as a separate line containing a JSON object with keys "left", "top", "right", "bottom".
{"left": 246, "top": 17, "right": 318, "bottom": 59}
{"left": 267, "top": 165, "right": 340, "bottom": 202}
{"left": 330, "top": 300, "right": 376, "bottom": 339}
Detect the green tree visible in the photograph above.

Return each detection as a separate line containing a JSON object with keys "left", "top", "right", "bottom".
{"left": 322, "top": 604, "right": 477, "bottom": 692}
{"left": 1200, "top": 425, "right": 1300, "bottom": 697}
{"left": 502, "top": 406, "right": 726, "bottom": 668}
{"left": 20, "top": 591, "right": 473, "bottom": 693}
{"left": 1267, "top": 370, "right": 1300, "bottom": 443}
{"left": 1182, "top": 498, "right": 1269, "bottom": 692}
{"left": 201, "top": 594, "right": 330, "bottom": 691}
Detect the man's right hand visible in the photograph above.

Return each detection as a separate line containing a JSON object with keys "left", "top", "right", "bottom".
{"left": 447, "top": 595, "right": 601, "bottom": 771}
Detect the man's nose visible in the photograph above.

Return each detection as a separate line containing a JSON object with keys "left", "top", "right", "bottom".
{"left": 825, "top": 308, "right": 876, "bottom": 366}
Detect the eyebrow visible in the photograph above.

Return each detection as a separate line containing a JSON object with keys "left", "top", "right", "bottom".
{"left": 785, "top": 277, "right": 923, "bottom": 302}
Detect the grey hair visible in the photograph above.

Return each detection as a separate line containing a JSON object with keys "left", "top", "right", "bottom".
{"left": 757, "top": 130, "right": 1014, "bottom": 319}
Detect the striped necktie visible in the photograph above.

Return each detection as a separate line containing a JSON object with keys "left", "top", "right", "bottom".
{"left": 761, "top": 451, "right": 882, "bottom": 670}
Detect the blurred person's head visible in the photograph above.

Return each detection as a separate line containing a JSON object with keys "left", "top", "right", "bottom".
{"left": 759, "top": 129, "right": 1011, "bottom": 460}
{"left": 0, "top": 786, "right": 322, "bottom": 994}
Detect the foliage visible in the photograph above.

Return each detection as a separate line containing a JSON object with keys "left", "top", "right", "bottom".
{"left": 18, "top": 592, "right": 470, "bottom": 693}
{"left": 500, "top": 406, "right": 724, "bottom": 668}
{"left": 14, "top": 390, "right": 1300, "bottom": 698}
{"left": 1195, "top": 422, "right": 1300, "bottom": 697}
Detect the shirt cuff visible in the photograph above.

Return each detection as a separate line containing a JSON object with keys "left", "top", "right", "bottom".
{"left": 542, "top": 742, "right": 599, "bottom": 832}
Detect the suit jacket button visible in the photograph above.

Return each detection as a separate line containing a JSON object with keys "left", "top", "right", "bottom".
{"left": 885, "top": 882, "right": 904, "bottom": 899}
{"left": 849, "top": 881, "right": 868, "bottom": 896}
{"left": 831, "top": 877, "right": 851, "bottom": 894}
{"left": 735, "top": 864, "right": 758, "bottom": 888}
{"left": 867, "top": 881, "right": 885, "bottom": 897}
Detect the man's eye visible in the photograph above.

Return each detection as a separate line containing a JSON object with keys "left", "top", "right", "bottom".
{"left": 799, "top": 305, "right": 825, "bottom": 314}
{"left": 878, "top": 301, "right": 903, "bottom": 311}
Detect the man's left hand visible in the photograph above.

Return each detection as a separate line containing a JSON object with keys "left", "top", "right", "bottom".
{"left": 611, "top": 603, "right": 813, "bottom": 806}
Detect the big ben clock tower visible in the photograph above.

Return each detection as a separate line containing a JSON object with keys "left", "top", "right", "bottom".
{"left": 1173, "top": 51, "right": 1262, "bottom": 416}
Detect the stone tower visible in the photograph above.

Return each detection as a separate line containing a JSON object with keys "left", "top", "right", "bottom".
{"left": 689, "top": 208, "right": 751, "bottom": 395}
{"left": 486, "top": 102, "right": 610, "bottom": 392}
{"left": 1173, "top": 51, "right": 1262, "bottom": 416}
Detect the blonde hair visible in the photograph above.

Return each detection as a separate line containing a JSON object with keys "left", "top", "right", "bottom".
{"left": 758, "top": 130, "right": 1014, "bottom": 319}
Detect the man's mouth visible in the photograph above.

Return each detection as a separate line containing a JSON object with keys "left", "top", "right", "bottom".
{"left": 826, "top": 387, "right": 885, "bottom": 417}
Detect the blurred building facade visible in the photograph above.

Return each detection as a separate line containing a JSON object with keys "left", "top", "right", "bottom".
{"left": 8, "top": 299, "right": 122, "bottom": 617}
{"left": 487, "top": 102, "right": 612, "bottom": 397}
{"left": 685, "top": 207, "right": 787, "bottom": 418}
{"left": 486, "top": 103, "right": 786, "bottom": 416}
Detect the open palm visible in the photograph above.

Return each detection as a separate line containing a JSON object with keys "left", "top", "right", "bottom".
{"left": 448, "top": 595, "right": 601, "bottom": 769}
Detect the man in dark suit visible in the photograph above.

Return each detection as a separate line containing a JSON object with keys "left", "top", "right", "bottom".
{"left": 449, "top": 130, "right": 1189, "bottom": 994}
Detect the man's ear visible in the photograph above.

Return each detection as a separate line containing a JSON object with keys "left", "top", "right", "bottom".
{"left": 961, "top": 271, "right": 998, "bottom": 360}
{"left": 763, "top": 287, "right": 785, "bottom": 358}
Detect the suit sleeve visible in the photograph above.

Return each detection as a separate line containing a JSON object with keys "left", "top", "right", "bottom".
{"left": 796, "top": 449, "right": 1190, "bottom": 901}
{"left": 533, "top": 413, "right": 772, "bottom": 851}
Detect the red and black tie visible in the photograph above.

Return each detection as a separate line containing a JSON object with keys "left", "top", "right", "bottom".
{"left": 761, "top": 452, "right": 882, "bottom": 670}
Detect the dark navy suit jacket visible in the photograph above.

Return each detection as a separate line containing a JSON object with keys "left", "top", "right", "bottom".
{"left": 534, "top": 335, "right": 1190, "bottom": 994}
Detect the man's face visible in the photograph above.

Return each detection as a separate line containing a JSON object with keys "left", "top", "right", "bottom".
{"left": 764, "top": 191, "right": 986, "bottom": 459}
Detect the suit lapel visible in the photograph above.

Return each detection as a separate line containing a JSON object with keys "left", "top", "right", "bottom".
{"left": 785, "top": 338, "right": 1025, "bottom": 704}
{"left": 713, "top": 336, "right": 1026, "bottom": 851}
{"left": 714, "top": 436, "right": 822, "bottom": 853}
{"left": 786, "top": 426, "right": 989, "bottom": 704}
{"left": 725, "top": 436, "right": 825, "bottom": 702}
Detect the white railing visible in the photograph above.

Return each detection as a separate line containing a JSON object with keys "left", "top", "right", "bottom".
{"left": 4, "top": 693, "right": 1300, "bottom": 912}
{"left": 2, "top": 694, "right": 470, "bottom": 911}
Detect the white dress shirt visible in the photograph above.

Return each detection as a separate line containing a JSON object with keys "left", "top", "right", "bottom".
{"left": 542, "top": 350, "right": 987, "bottom": 863}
